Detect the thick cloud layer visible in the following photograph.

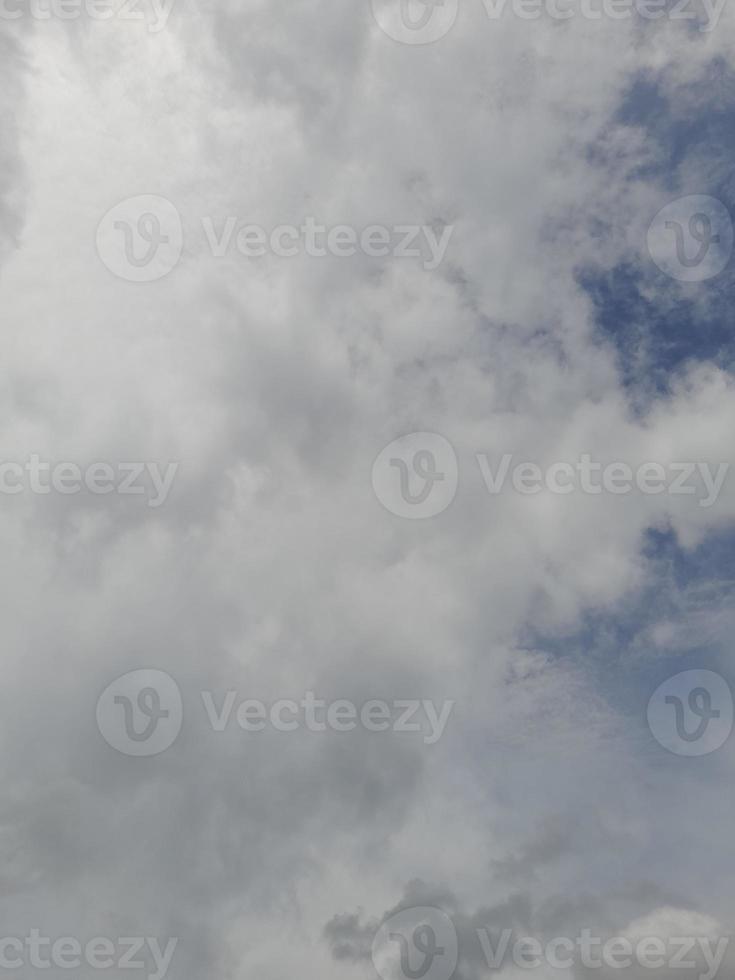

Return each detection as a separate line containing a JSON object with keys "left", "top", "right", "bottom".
{"left": 0, "top": 2, "right": 733, "bottom": 980}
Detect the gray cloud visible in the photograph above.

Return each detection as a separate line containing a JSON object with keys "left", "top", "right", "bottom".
{"left": 0, "top": 3, "right": 734, "bottom": 980}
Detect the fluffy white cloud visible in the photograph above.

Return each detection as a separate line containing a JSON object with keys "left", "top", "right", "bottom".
{"left": 0, "top": 3, "right": 733, "bottom": 979}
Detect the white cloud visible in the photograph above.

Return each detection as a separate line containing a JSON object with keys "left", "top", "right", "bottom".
{"left": 0, "top": 4, "right": 733, "bottom": 978}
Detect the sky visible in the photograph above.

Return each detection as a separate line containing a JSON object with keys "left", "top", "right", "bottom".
{"left": 0, "top": 2, "right": 734, "bottom": 979}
